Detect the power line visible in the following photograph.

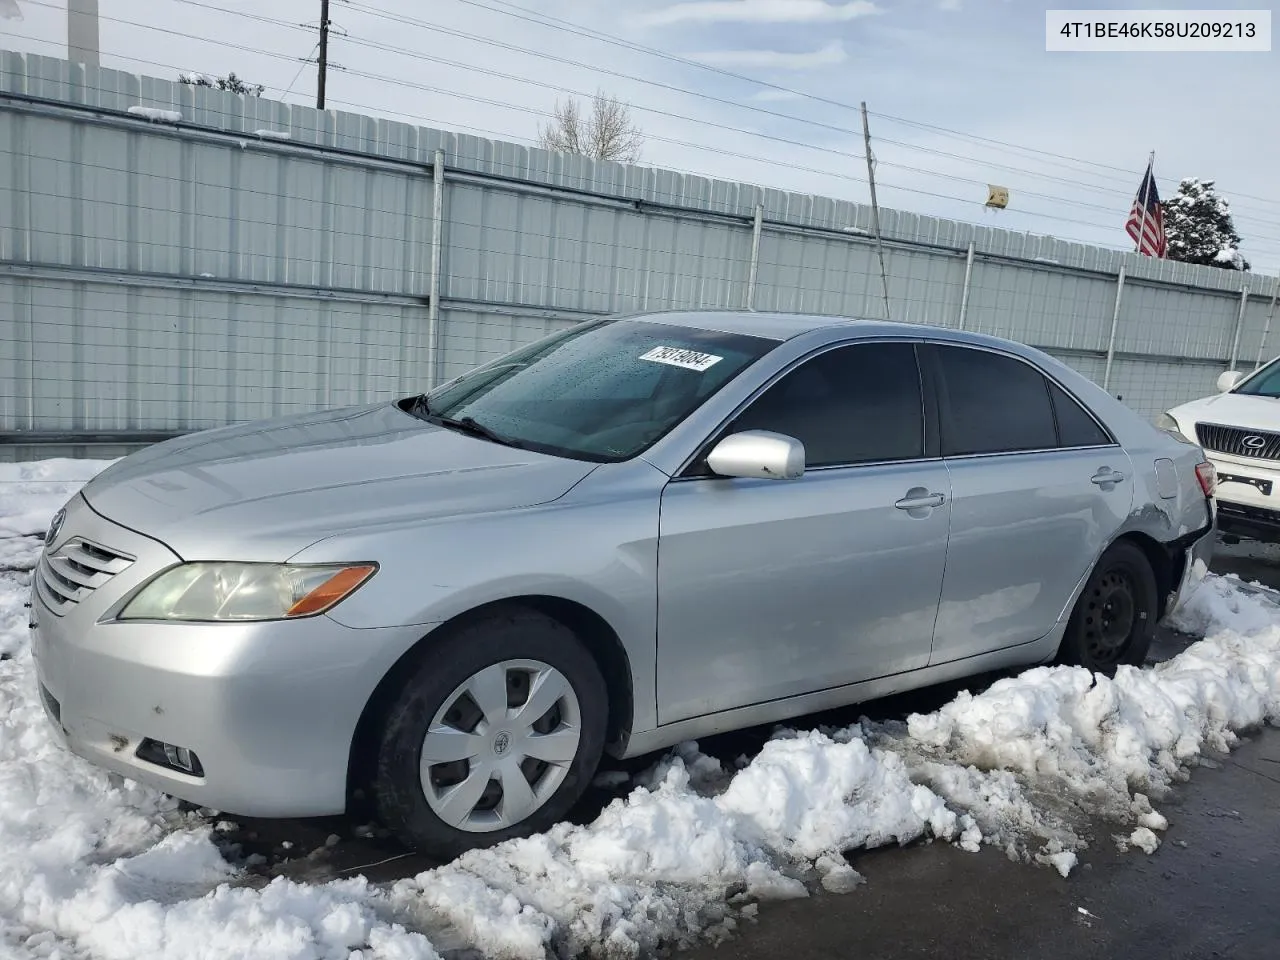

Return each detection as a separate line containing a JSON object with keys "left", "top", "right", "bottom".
{"left": 7, "top": 34, "right": 1279, "bottom": 264}
{"left": 282, "top": 42, "right": 319, "bottom": 101}
{"left": 50, "top": 0, "right": 1280, "bottom": 236}
{"left": 140, "top": 0, "right": 1280, "bottom": 239}
{"left": 330, "top": 0, "right": 1280, "bottom": 225}
{"left": 156, "top": 0, "right": 1150, "bottom": 204}
{"left": 34, "top": 0, "right": 1280, "bottom": 224}
{"left": 441, "top": 0, "right": 1280, "bottom": 208}
{"left": 10, "top": 2, "right": 1280, "bottom": 257}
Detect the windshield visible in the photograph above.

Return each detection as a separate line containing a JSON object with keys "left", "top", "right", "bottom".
{"left": 1234, "top": 358, "right": 1280, "bottom": 398}
{"left": 411, "top": 318, "right": 777, "bottom": 462}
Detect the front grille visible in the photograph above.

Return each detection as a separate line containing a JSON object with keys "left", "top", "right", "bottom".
{"left": 1195, "top": 422, "right": 1280, "bottom": 461}
{"left": 36, "top": 537, "right": 135, "bottom": 616}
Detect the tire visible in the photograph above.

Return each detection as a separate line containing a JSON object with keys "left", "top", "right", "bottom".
{"left": 1056, "top": 541, "right": 1159, "bottom": 675}
{"left": 372, "top": 608, "right": 608, "bottom": 859}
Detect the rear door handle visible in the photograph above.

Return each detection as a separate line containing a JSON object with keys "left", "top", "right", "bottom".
{"left": 895, "top": 492, "right": 947, "bottom": 510}
{"left": 1091, "top": 468, "right": 1126, "bottom": 486}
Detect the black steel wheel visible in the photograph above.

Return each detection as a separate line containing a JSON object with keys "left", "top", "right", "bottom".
{"left": 1057, "top": 541, "right": 1158, "bottom": 674}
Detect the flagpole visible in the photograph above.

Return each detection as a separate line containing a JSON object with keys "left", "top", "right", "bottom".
{"left": 1134, "top": 150, "right": 1154, "bottom": 255}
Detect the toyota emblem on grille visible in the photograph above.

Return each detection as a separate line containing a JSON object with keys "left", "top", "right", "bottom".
{"left": 45, "top": 508, "right": 66, "bottom": 546}
{"left": 1243, "top": 435, "right": 1267, "bottom": 449}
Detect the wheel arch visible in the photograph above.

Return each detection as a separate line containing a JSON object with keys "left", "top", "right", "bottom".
{"left": 345, "top": 595, "right": 635, "bottom": 812}
{"left": 1110, "top": 530, "right": 1179, "bottom": 620}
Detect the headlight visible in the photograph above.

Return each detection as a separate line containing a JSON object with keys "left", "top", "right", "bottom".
{"left": 1156, "top": 412, "right": 1192, "bottom": 443}
{"left": 118, "top": 562, "right": 376, "bottom": 622}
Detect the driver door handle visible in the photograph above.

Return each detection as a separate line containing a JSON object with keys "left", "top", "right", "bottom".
{"left": 895, "top": 492, "right": 947, "bottom": 510}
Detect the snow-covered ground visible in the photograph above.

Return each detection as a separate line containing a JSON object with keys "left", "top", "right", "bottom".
{"left": 2, "top": 459, "right": 1279, "bottom": 960}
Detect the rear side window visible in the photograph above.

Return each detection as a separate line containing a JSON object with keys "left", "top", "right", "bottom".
{"left": 935, "top": 345, "right": 1057, "bottom": 456}
{"left": 728, "top": 342, "right": 925, "bottom": 467}
{"left": 1049, "top": 382, "right": 1111, "bottom": 447}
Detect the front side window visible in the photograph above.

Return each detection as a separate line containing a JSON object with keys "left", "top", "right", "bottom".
{"left": 415, "top": 318, "right": 776, "bottom": 462}
{"left": 935, "top": 345, "right": 1057, "bottom": 456}
{"left": 719, "top": 341, "right": 926, "bottom": 468}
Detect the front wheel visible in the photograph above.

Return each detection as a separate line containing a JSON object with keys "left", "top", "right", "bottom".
{"left": 1057, "top": 541, "right": 1158, "bottom": 675}
{"left": 372, "top": 609, "right": 607, "bottom": 859}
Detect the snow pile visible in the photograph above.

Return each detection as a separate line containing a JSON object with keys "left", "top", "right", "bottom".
{"left": 1, "top": 457, "right": 1279, "bottom": 959}
{"left": 127, "top": 106, "right": 183, "bottom": 123}
{"left": 0, "top": 459, "right": 116, "bottom": 540}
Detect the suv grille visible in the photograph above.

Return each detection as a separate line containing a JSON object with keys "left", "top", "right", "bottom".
{"left": 36, "top": 538, "right": 135, "bottom": 616}
{"left": 1195, "top": 423, "right": 1280, "bottom": 462}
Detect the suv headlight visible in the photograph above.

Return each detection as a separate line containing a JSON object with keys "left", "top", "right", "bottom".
{"left": 1156, "top": 412, "right": 1193, "bottom": 444}
{"left": 118, "top": 562, "right": 377, "bottom": 622}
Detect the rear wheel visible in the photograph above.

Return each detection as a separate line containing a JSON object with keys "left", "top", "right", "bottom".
{"left": 1057, "top": 541, "right": 1158, "bottom": 674}
{"left": 372, "top": 609, "right": 607, "bottom": 859}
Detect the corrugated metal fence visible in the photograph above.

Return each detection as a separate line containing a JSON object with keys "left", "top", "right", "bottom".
{"left": 2, "top": 52, "right": 1278, "bottom": 462}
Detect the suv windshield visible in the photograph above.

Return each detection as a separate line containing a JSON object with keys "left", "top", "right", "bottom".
{"left": 410, "top": 318, "right": 777, "bottom": 462}
{"left": 1234, "top": 359, "right": 1280, "bottom": 398}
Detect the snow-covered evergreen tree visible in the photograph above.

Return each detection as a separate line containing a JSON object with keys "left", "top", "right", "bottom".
{"left": 178, "top": 72, "right": 264, "bottom": 97}
{"left": 1161, "top": 178, "right": 1250, "bottom": 271}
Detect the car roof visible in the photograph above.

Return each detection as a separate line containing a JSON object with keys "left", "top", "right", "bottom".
{"left": 631, "top": 310, "right": 933, "bottom": 342}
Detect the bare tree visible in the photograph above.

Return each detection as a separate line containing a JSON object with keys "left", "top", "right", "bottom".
{"left": 538, "top": 91, "right": 643, "bottom": 163}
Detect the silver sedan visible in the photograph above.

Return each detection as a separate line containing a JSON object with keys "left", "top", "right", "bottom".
{"left": 31, "top": 311, "right": 1216, "bottom": 857}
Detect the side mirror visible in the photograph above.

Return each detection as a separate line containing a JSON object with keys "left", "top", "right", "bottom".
{"left": 706, "top": 431, "right": 805, "bottom": 480}
{"left": 1217, "top": 370, "right": 1244, "bottom": 392}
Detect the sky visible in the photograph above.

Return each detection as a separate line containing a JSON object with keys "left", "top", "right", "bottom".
{"left": 2, "top": 0, "right": 1278, "bottom": 273}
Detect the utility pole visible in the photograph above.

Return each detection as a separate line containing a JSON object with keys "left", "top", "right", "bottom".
{"left": 316, "top": 0, "right": 331, "bottom": 109}
{"left": 861, "top": 101, "right": 892, "bottom": 322}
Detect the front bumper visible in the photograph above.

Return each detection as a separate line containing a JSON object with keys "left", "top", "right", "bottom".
{"left": 30, "top": 495, "right": 429, "bottom": 817}
{"left": 1215, "top": 501, "right": 1280, "bottom": 541}
{"left": 1201, "top": 450, "right": 1280, "bottom": 541}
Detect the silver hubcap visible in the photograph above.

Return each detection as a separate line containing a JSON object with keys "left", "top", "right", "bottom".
{"left": 420, "top": 658, "right": 581, "bottom": 833}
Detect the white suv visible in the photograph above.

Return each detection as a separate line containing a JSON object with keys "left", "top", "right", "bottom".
{"left": 1164, "top": 362, "right": 1280, "bottom": 541}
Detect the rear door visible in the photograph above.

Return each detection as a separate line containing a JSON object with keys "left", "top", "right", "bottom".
{"left": 925, "top": 343, "right": 1133, "bottom": 665}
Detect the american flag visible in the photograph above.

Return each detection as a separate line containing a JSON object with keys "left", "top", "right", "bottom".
{"left": 1125, "top": 157, "right": 1166, "bottom": 257}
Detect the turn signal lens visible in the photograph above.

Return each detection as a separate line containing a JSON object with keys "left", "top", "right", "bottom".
{"left": 1195, "top": 461, "right": 1217, "bottom": 497}
{"left": 286, "top": 565, "right": 378, "bottom": 617}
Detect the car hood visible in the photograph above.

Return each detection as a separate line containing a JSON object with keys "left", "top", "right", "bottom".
{"left": 80, "top": 402, "right": 598, "bottom": 561}
{"left": 1170, "top": 393, "right": 1280, "bottom": 433}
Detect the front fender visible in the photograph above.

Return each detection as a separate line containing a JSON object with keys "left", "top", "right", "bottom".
{"left": 292, "top": 468, "right": 664, "bottom": 736}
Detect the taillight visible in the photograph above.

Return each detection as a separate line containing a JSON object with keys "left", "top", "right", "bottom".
{"left": 1195, "top": 461, "right": 1216, "bottom": 497}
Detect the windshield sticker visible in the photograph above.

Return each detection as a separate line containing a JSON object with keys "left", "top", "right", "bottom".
{"left": 639, "top": 346, "right": 723, "bottom": 372}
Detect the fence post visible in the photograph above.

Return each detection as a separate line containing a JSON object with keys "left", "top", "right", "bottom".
{"left": 1228, "top": 284, "right": 1249, "bottom": 372}
{"left": 957, "top": 240, "right": 975, "bottom": 330}
{"left": 1102, "top": 265, "right": 1125, "bottom": 392}
{"left": 1258, "top": 275, "right": 1280, "bottom": 369}
{"left": 745, "top": 203, "right": 763, "bottom": 311}
{"left": 427, "top": 148, "right": 445, "bottom": 386}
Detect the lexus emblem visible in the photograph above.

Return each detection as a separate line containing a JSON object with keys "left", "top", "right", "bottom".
{"left": 45, "top": 508, "right": 66, "bottom": 546}
{"left": 1242, "top": 435, "right": 1267, "bottom": 449}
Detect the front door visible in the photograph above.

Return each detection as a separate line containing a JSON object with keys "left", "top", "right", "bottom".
{"left": 655, "top": 341, "right": 952, "bottom": 725}
{"left": 925, "top": 343, "right": 1134, "bottom": 664}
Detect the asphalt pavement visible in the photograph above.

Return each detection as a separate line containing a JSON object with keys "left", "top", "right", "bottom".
{"left": 219, "top": 538, "right": 1280, "bottom": 959}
